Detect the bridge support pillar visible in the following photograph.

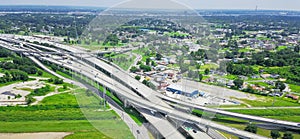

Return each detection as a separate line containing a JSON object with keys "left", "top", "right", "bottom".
{"left": 73, "top": 70, "right": 76, "bottom": 78}
{"left": 103, "top": 86, "right": 106, "bottom": 108}
{"left": 206, "top": 126, "right": 209, "bottom": 133}
{"left": 124, "top": 99, "right": 128, "bottom": 108}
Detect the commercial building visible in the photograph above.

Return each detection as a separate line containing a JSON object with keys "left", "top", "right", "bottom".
{"left": 166, "top": 84, "right": 200, "bottom": 98}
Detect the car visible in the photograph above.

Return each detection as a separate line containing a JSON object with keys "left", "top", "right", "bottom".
{"left": 192, "top": 129, "right": 197, "bottom": 133}
{"left": 136, "top": 130, "right": 140, "bottom": 134}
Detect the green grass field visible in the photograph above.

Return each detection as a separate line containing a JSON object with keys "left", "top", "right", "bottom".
{"left": 201, "top": 63, "right": 219, "bottom": 70}
{"left": 227, "top": 109, "right": 300, "bottom": 120}
{"left": 0, "top": 78, "right": 35, "bottom": 88}
{"left": 193, "top": 109, "right": 300, "bottom": 138}
{"left": 94, "top": 85, "right": 146, "bottom": 126}
{"left": 235, "top": 94, "right": 300, "bottom": 107}
{"left": 111, "top": 54, "right": 136, "bottom": 70}
{"left": 0, "top": 89, "right": 134, "bottom": 139}
{"left": 290, "top": 84, "right": 300, "bottom": 93}
{"left": 216, "top": 119, "right": 300, "bottom": 139}
{"left": 0, "top": 57, "right": 13, "bottom": 62}
{"left": 277, "top": 45, "right": 288, "bottom": 51}
{"left": 238, "top": 47, "right": 252, "bottom": 53}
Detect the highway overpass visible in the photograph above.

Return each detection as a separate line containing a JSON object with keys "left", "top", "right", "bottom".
{"left": 0, "top": 39, "right": 271, "bottom": 139}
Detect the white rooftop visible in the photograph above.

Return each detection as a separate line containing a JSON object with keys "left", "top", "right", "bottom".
{"left": 167, "top": 84, "right": 198, "bottom": 93}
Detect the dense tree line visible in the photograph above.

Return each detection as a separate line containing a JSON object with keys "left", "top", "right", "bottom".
{"left": 0, "top": 57, "right": 38, "bottom": 75}
{"left": 226, "top": 62, "right": 255, "bottom": 76}
{"left": 206, "top": 15, "right": 300, "bottom": 36}
{"left": 242, "top": 49, "right": 300, "bottom": 67}
{"left": 139, "top": 64, "right": 152, "bottom": 72}
{"left": 0, "top": 70, "right": 28, "bottom": 83}
{"left": 142, "top": 79, "right": 156, "bottom": 90}
{"left": 265, "top": 66, "right": 300, "bottom": 85}
{"left": 190, "top": 49, "right": 206, "bottom": 60}
{"left": 29, "top": 85, "right": 51, "bottom": 97}
{"left": 103, "top": 34, "right": 119, "bottom": 46}
{"left": 0, "top": 48, "right": 14, "bottom": 57}
{"left": 0, "top": 13, "right": 94, "bottom": 38}
{"left": 124, "top": 18, "right": 188, "bottom": 33}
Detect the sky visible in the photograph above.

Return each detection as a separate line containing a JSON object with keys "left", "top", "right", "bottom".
{"left": 0, "top": 0, "right": 300, "bottom": 11}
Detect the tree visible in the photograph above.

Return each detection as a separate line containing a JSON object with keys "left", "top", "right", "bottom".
{"left": 54, "top": 78, "right": 64, "bottom": 84}
{"left": 16, "top": 94, "right": 22, "bottom": 99}
{"left": 234, "top": 78, "right": 244, "bottom": 88}
{"left": 275, "top": 81, "right": 286, "bottom": 91}
{"left": 225, "top": 51, "right": 234, "bottom": 59}
{"left": 199, "top": 73, "right": 203, "bottom": 82}
{"left": 103, "top": 34, "right": 119, "bottom": 46}
{"left": 188, "top": 70, "right": 197, "bottom": 78}
{"left": 37, "top": 70, "right": 43, "bottom": 76}
{"left": 146, "top": 58, "right": 151, "bottom": 65}
{"left": 130, "top": 66, "right": 138, "bottom": 73}
{"left": 270, "top": 130, "right": 281, "bottom": 139}
{"left": 25, "top": 95, "right": 35, "bottom": 104}
{"left": 204, "top": 68, "right": 210, "bottom": 75}
{"left": 228, "top": 40, "right": 238, "bottom": 48}
{"left": 48, "top": 78, "right": 53, "bottom": 83}
{"left": 140, "top": 64, "right": 151, "bottom": 72}
{"left": 135, "top": 75, "right": 141, "bottom": 81}
{"left": 294, "top": 45, "right": 300, "bottom": 53}
{"left": 196, "top": 64, "right": 201, "bottom": 70}
{"left": 282, "top": 131, "right": 293, "bottom": 139}
{"left": 151, "top": 61, "right": 156, "bottom": 66}
{"left": 142, "top": 80, "right": 148, "bottom": 85}
{"left": 10, "top": 70, "right": 29, "bottom": 81}
{"left": 63, "top": 84, "right": 67, "bottom": 89}
{"left": 156, "top": 53, "right": 163, "bottom": 60}
{"left": 244, "top": 124, "right": 257, "bottom": 133}
{"left": 179, "top": 64, "right": 189, "bottom": 73}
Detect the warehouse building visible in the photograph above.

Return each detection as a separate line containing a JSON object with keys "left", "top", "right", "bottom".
{"left": 166, "top": 84, "right": 200, "bottom": 98}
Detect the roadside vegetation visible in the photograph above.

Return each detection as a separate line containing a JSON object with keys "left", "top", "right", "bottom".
{"left": 192, "top": 109, "right": 300, "bottom": 139}
{"left": 104, "top": 53, "right": 136, "bottom": 71}
{"left": 0, "top": 89, "right": 134, "bottom": 139}
{"left": 46, "top": 62, "right": 147, "bottom": 126}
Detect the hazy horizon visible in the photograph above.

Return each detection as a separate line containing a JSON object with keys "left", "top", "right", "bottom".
{"left": 0, "top": 0, "right": 299, "bottom": 11}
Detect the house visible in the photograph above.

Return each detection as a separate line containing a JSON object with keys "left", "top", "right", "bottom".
{"left": 251, "top": 85, "right": 264, "bottom": 92}
{"left": 164, "top": 72, "right": 174, "bottom": 79}
{"left": 203, "top": 77, "right": 214, "bottom": 83}
{"left": 279, "top": 78, "right": 287, "bottom": 82}
{"left": 154, "top": 65, "right": 166, "bottom": 71}
{"left": 0, "top": 91, "right": 16, "bottom": 100}
{"left": 251, "top": 75, "right": 260, "bottom": 79}
{"left": 286, "top": 94, "right": 299, "bottom": 100}
{"left": 261, "top": 74, "right": 271, "bottom": 79}
{"left": 226, "top": 80, "right": 235, "bottom": 87}
{"left": 270, "top": 74, "right": 280, "bottom": 79}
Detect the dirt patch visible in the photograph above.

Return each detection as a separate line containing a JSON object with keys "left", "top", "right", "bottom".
{"left": 0, "top": 132, "right": 72, "bottom": 139}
